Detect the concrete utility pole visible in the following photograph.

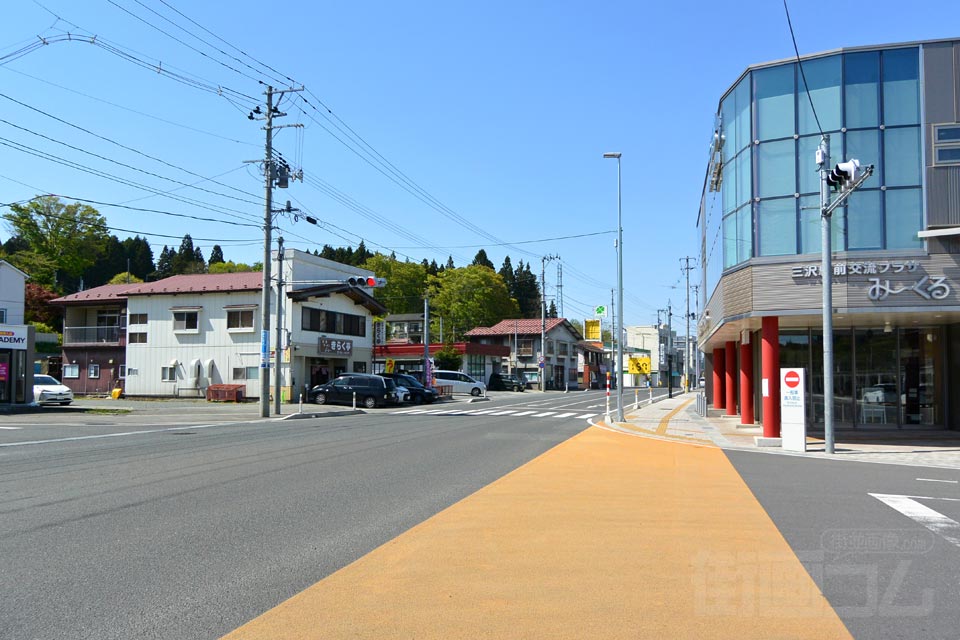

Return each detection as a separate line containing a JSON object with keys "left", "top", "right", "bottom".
{"left": 667, "top": 302, "right": 674, "bottom": 399}
{"left": 681, "top": 256, "right": 695, "bottom": 392}
{"left": 274, "top": 236, "right": 284, "bottom": 415}
{"left": 817, "top": 135, "right": 874, "bottom": 453}
{"left": 249, "top": 84, "right": 302, "bottom": 418}
{"left": 692, "top": 284, "right": 700, "bottom": 385}
{"left": 423, "top": 296, "right": 431, "bottom": 387}
{"left": 540, "top": 254, "right": 558, "bottom": 391}
{"left": 557, "top": 262, "right": 564, "bottom": 319}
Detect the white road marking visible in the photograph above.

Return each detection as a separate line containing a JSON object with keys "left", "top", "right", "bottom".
{"left": 916, "top": 478, "right": 958, "bottom": 484}
{"left": 0, "top": 426, "right": 23, "bottom": 430}
{"left": 551, "top": 412, "right": 576, "bottom": 418}
{"left": 488, "top": 410, "right": 517, "bottom": 416}
{"left": 0, "top": 423, "right": 225, "bottom": 448}
{"left": 511, "top": 411, "right": 536, "bottom": 416}
{"left": 870, "top": 493, "right": 960, "bottom": 548}
{"left": 532, "top": 411, "right": 556, "bottom": 417}
{"left": 578, "top": 413, "right": 595, "bottom": 419}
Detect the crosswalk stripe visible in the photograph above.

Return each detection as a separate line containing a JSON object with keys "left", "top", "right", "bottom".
{"left": 490, "top": 410, "right": 518, "bottom": 416}
{"left": 551, "top": 412, "right": 576, "bottom": 418}
{"left": 578, "top": 413, "right": 595, "bottom": 419}
{"left": 511, "top": 411, "right": 536, "bottom": 416}
{"left": 532, "top": 411, "right": 556, "bottom": 417}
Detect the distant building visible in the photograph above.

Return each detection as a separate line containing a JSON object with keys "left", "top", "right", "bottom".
{"left": 0, "top": 259, "right": 33, "bottom": 408}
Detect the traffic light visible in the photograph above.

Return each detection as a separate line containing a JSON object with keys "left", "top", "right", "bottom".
{"left": 346, "top": 276, "right": 386, "bottom": 287}
{"left": 826, "top": 159, "right": 861, "bottom": 191}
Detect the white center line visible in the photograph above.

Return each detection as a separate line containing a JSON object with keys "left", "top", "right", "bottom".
{"left": 916, "top": 478, "right": 959, "bottom": 484}
{"left": 0, "top": 426, "right": 23, "bottom": 430}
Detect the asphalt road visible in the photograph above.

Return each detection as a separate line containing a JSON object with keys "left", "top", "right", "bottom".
{"left": 0, "top": 391, "right": 604, "bottom": 640}
{"left": 726, "top": 449, "right": 960, "bottom": 640}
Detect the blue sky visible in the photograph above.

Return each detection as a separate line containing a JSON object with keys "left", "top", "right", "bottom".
{"left": 2, "top": 1, "right": 959, "bottom": 330}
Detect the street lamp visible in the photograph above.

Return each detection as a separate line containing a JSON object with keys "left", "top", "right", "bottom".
{"left": 603, "top": 151, "right": 624, "bottom": 423}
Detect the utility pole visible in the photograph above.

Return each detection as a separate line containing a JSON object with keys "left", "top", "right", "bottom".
{"left": 610, "top": 288, "right": 616, "bottom": 393}
{"left": 817, "top": 136, "right": 873, "bottom": 454}
{"left": 681, "top": 257, "right": 695, "bottom": 392}
{"left": 540, "top": 254, "right": 558, "bottom": 391}
{"left": 273, "top": 236, "right": 285, "bottom": 415}
{"left": 248, "top": 84, "right": 302, "bottom": 418}
{"left": 667, "top": 302, "right": 674, "bottom": 399}
{"left": 692, "top": 284, "right": 700, "bottom": 386}
{"left": 423, "top": 295, "right": 431, "bottom": 387}
{"left": 557, "top": 262, "right": 564, "bottom": 318}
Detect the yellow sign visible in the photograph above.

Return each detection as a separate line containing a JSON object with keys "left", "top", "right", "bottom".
{"left": 385, "top": 358, "right": 396, "bottom": 374}
{"left": 629, "top": 356, "right": 652, "bottom": 375}
{"left": 584, "top": 319, "right": 601, "bottom": 341}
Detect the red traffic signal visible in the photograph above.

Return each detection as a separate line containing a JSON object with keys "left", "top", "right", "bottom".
{"left": 346, "top": 276, "right": 386, "bottom": 287}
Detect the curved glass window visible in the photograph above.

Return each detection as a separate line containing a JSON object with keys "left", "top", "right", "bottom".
{"left": 758, "top": 198, "right": 797, "bottom": 256}
{"left": 757, "top": 139, "right": 795, "bottom": 198}
{"left": 847, "top": 189, "right": 882, "bottom": 249}
{"left": 885, "top": 188, "right": 923, "bottom": 249}
{"left": 882, "top": 48, "right": 919, "bottom": 126}
{"left": 798, "top": 135, "right": 822, "bottom": 195}
{"left": 798, "top": 55, "right": 841, "bottom": 135}
{"left": 844, "top": 52, "right": 880, "bottom": 129}
{"left": 845, "top": 129, "right": 881, "bottom": 184}
{"left": 721, "top": 77, "right": 752, "bottom": 164}
{"left": 800, "top": 195, "right": 846, "bottom": 254}
{"left": 755, "top": 64, "right": 795, "bottom": 141}
{"left": 884, "top": 127, "right": 921, "bottom": 187}
{"left": 736, "top": 150, "right": 751, "bottom": 208}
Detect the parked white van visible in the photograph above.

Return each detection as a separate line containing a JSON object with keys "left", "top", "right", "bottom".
{"left": 432, "top": 370, "right": 486, "bottom": 396}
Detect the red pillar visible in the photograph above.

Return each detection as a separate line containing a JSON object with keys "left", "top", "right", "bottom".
{"left": 740, "top": 340, "right": 754, "bottom": 426}
{"left": 712, "top": 347, "right": 725, "bottom": 409}
{"left": 725, "top": 341, "right": 737, "bottom": 417}
{"left": 761, "top": 316, "right": 780, "bottom": 438}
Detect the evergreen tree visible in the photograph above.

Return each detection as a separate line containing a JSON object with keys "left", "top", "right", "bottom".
{"left": 82, "top": 235, "right": 126, "bottom": 288}
{"left": 428, "top": 259, "right": 439, "bottom": 277}
{"left": 499, "top": 256, "right": 516, "bottom": 300}
{"left": 155, "top": 246, "right": 174, "bottom": 279}
{"left": 548, "top": 300, "right": 558, "bottom": 318}
{"left": 445, "top": 255, "right": 455, "bottom": 270}
{"left": 354, "top": 241, "right": 372, "bottom": 265}
{"left": 124, "top": 236, "right": 155, "bottom": 280}
{"left": 472, "top": 249, "right": 494, "bottom": 270}
{"left": 513, "top": 260, "right": 541, "bottom": 319}
{"left": 208, "top": 245, "right": 225, "bottom": 265}
{"left": 319, "top": 245, "right": 337, "bottom": 260}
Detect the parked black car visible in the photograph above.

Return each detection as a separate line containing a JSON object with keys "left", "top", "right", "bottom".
{"left": 489, "top": 372, "right": 526, "bottom": 392}
{"left": 379, "top": 372, "right": 439, "bottom": 404}
{"left": 309, "top": 374, "right": 400, "bottom": 409}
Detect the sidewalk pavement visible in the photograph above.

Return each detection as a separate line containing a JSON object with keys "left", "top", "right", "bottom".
{"left": 610, "top": 392, "right": 960, "bottom": 470}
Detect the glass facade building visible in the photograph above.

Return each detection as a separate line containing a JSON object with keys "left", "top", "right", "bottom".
{"left": 699, "top": 39, "right": 960, "bottom": 433}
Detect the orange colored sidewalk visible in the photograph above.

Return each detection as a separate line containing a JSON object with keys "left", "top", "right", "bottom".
{"left": 223, "top": 425, "right": 851, "bottom": 639}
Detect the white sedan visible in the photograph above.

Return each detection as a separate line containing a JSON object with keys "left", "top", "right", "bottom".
{"left": 33, "top": 374, "right": 74, "bottom": 405}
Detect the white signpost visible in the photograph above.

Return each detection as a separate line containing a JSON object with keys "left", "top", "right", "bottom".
{"left": 780, "top": 368, "right": 806, "bottom": 452}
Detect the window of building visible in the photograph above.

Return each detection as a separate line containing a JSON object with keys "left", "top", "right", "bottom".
{"left": 87, "top": 364, "right": 100, "bottom": 379}
{"left": 885, "top": 188, "right": 923, "bottom": 250}
{"left": 844, "top": 51, "right": 880, "bottom": 129}
{"left": 161, "top": 366, "right": 176, "bottom": 382}
{"left": 758, "top": 198, "right": 797, "bottom": 256}
{"left": 845, "top": 129, "right": 881, "bottom": 186}
{"left": 558, "top": 342, "right": 568, "bottom": 356}
{"left": 754, "top": 63, "right": 795, "bottom": 141}
{"left": 799, "top": 196, "right": 845, "bottom": 254}
{"left": 128, "top": 332, "right": 147, "bottom": 344}
{"left": 128, "top": 313, "right": 148, "bottom": 325}
{"left": 517, "top": 339, "right": 533, "bottom": 356}
{"left": 757, "top": 139, "right": 796, "bottom": 198}
{"left": 882, "top": 48, "right": 920, "bottom": 126}
{"left": 797, "top": 135, "right": 822, "bottom": 195}
{"left": 301, "top": 307, "right": 366, "bottom": 337}
{"left": 173, "top": 311, "right": 199, "bottom": 332}
{"left": 883, "top": 127, "right": 921, "bottom": 187}
{"left": 63, "top": 363, "right": 79, "bottom": 379}
{"left": 127, "top": 367, "right": 138, "bottom": 376}
{"left": 846, "top": 189, "right": 883, "bottom": 250}
{"left": 0, "top": 308, "right": 6, "bottom": 323}
{"left": 933, "top": 125, "right": 960, "bottom": 166}
{"left": 118, "top": 365, "right": 126, "bottom": 379}
{"left": 466, "top": 354, "right": 484, "bottom": 380}
{"left": 797, "top": 54, "right": 841, "bottom": 135}
{"left": 353, "top": 361, "right": 367, "bottom": 373}
{"left": 232, "top": 367, "right": 260, "bottom": 380}
{"left": 227, "top": 309, "right": 255, "bottom": 331}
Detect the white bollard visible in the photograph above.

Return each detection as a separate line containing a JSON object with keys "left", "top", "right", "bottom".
{"left": 352, "top": 391, "right": 356, "bottom": 410}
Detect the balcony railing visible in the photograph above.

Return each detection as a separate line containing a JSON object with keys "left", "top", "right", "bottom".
{"left": 63, "top": 326, "right": 124, "bottom": 345}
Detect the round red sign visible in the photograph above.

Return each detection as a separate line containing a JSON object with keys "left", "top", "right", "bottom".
{"left": 784, "top": 370, "right": 800, "bottom": 388}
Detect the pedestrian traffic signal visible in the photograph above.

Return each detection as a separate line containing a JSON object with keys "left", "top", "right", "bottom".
{"left": 346, "top": 276, "right": 386, "bottom": 287}
{"left": 826, "top": 159, "right": 861, "bottom": 191}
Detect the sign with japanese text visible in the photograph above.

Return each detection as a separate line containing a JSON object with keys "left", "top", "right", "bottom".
{"left": 780, "top": 368, "right": 806, "bottom": 452}
{"left": 385, "top": 358, "right": 396, "bottom": 374}
{"left": 318, "top": 337, "right": 353, "bottom": 357}
{"left": 790, "top": 260, "right": 951, "bottom": 303}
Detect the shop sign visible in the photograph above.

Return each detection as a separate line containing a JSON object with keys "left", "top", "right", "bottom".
{"left": 867, "top": 276, "right": 949, "bottom": 301}
{"left": 0, "top": 326, "right": 28, "bottom": 350}
{"left": 790, "top": 260, "right": 951, "bottom": 302}
{"left": 318, "top": 337, "right": 353, "bottom": 357}
{"left": 791, "top": 260, "right": 920, "bottom": 278}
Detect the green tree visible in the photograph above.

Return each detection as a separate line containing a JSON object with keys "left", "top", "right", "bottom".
{"left": 434, "top": 343, "right": 463, "bottom": 371}
{"left": 513, "top": 260, "right": 541, "bottom": 319}
{"left": 154, "top": 246, "right": 174, "bottom": 279}
{"left": 208, "top": 260, "right": 257, "bottom": 273}
{"left": 208, "top": 245, "right": 225, "bottom": 265}
{"left": 362, "top": 253, "right": 428, "bottom": 315}
{"left": 123, "top": 236, "right": 155, "bottom": 279}
{"left": 499, "top": 256, "right": 516, "bottom": 298}
{"left": 445, "top": 255, "right": 455, "bottom": 270}
{"left": 427, "top": 265, "right": 518, "bottom": 342}
{"left": 107, "top": 272, "right": 144, "bottom": 285}
{"left": 172, "top": 234, "right": 205, "bottom": 274}
{"left": 3, "top": 196, "right": 109, "bottom": 286}
{"left": 82, "top": 235, "right": 126, "bottom": 288}
{"left": 472, "top": 249, "right": 494, "bottom": 270}
{"left": 548, "top": 300, "right": 558, "bottom": 318}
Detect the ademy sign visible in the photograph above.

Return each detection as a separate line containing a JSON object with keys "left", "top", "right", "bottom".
{"left": 0, "top": 326, "right": 29, "bottom": 350}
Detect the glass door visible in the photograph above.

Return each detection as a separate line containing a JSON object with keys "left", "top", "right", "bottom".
{"left": 900, "top": 328, "right": 942, "bottom": 427}
{"left": 854, "top": 329, "right": 899, "bottom": 429}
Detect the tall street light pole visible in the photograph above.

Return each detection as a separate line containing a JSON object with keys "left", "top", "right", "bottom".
{"left": 603, "top": 152, "right": 624, "bottom": 423}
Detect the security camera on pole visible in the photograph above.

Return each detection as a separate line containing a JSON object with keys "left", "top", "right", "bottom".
{"left": 818, "top": 136, "right": 874, "bottom": 454}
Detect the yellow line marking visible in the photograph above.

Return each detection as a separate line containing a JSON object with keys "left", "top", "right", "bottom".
{"left": 656, "top": 398, "right": 694, "bottom": 435}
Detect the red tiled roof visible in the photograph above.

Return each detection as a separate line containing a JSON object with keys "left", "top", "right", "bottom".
{"left": 465, "top": 318, "right": 567, "bottom": 337}
{"left": 51, "top": 283, "right": 142, "bottom": 305}
{"left": 124, "top": 272, "right": 262, "bottom": 295}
